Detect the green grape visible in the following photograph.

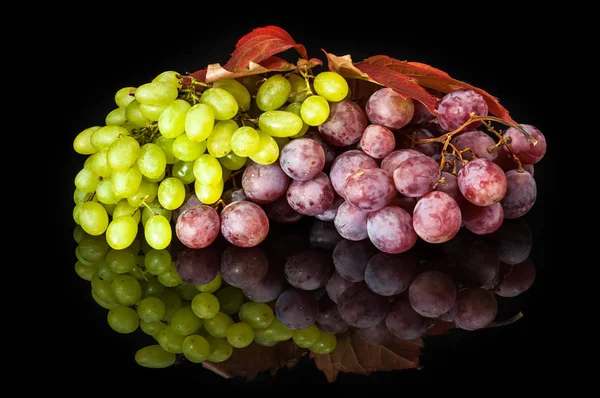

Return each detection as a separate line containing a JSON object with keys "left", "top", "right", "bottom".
{"left": 200, "top": 87, "right": 238, "bottom": 120}
{"left": 105, "top": 246, "right": 137, "bottom": 273}
{"left": 145, "top": 215, "right": 171, "bottom": 250}
{"left": 127, "top": 179, "right": 158, "bottom": 208}
{"left": 254, "top": 333, "right": 278, "bottom": 346}
{"left": 215, "top": 286, "right": 244, "bottom": 316}
{"left": 115, "top": 87, "right": 136, "bottom": 108}
{"left": 73, "top": 225, "right": 87, "bottom": 244}
{"left": 73, "top": 126, "right": 101, "bottom": 155}
{"left": 140, "top": 320, "right": 166, "bottom": 336}
{"left": 87, "top": 149, "right": 112, "bottom": 178}
{"left": 74, "top": 168, "right": 99, "bottom": 193}
{"left": 135, "top": 345, "right": 176, "bottom": 368}
{"left": 158, "top": 263, "right": 182, "bottom": 287}
{"left": 128, "top": 265, "right": 147, "bottom": 280}
{"left": 191, "top": 292, "right": 220, "bottom": 319}
{"left": 120, "top": 121, "right": 135, "bottom": 133}
{"left": 140, "top": 103, "right": 167, "bottom": 121}
{"left": 73, "top": 188, "right": 89, "bottom": 204}
{"left": 203, "top": 312, "right": 234, "bottom": 338}
{"left": 218, "top": 152, "right": 246, "bottom": 171}
{"left": 125, "top": 100, "right": 150, "bottom": 128}
{"left": 309, "top": 332, "right": 337, "bottom": 354}
{"left": 226, "top": 322, "right": 254, "bottom": 348}
{"left": 230, "top": 126, "right": 260, "bottom": 157}
{"left": 137, "top": 143, "right": 167, "bottom": 180}
{"left": 72, "top": 202, "right": 84, "bottom": 224}
{"left": 135, "top": 81, "right": 179, "bottom": 106}
{"left": 111, "top": 165, "right": 143, "bottom": 198}
{"left": 104, "top": 202, "right": 117, "bottom": 216}
{"left": 195, "top": 272, "right": 222, "bottom": 293}
{"left": 160, "top": 289, "right": 182, "bottom": 322}
{"left": 256, "top": 74, "right": 291, "bottom": 111}
{"left": 75, "top": 246, "right": 94, "bottom": 266}
{"left": 238, "top": 302, "right": 274, "bottom": 329}
{"left": 284, "top": 102, "right": 310, "bottom": 138}
{"left": 170, "top": 306, "right": 202, "bottom": 336}
{"left": 91, "top": 273, "right": 118, "bottom": 304}
{"left": 141, "top": 201, "right": 172, "bottom": 227}
{"left": 221, "top": 167, "right": 231, "bottom": 182}
{"left": 92, "top": 291, "right": 119, "bottom": 309}
{"left": 78, "top": 202, "right": 108, "bottom": 236}
{"left": 74, "top": 261, "right": 99, "bottom": 281}
{"left": 106, "top": 107, "right": 127, "bottom": 126}
{"left": 107, "top": 136, "right": 140, "bottom": 171}
{"left": 287, "top": 74, "right": 309, "bottom": 103}
{"left": 107, "top": 305, "right": 139, "bottom": 334}
{"left": 153, "top": 71, "right": 183, "bottom": 88}
{"left": 154, "top": 136, "right": 177, "bottom": 164}
{"left": 157, "top": 325, "right": 186, "bottom": 354}
{"left": 137, "top": 296, "right": 167, "bottom": 323}
{"left": 300, "top": 95, "right": 330, "bottom": 126}
{"left": 272, "top": 136, "right": 289, "bottom": 152}
{"left": 172, "top": 160, "right": 195, "bottom": 184}
{"left": 157, "top": 177, "right": 185, "bottom": 210}
{"left": 258, "top": 110, "right": 303, "bottom": 137}
{"left": 249, "top": 130, "right": 279, "bottom": 165}
{"left": 292, "top": 325, "right": 321, "bottom": 348}
{"left": 185, "top": 103, "right": 214, "bottom": 142}
{"left": 313, "top": 71, "right": 349, "bottom": 102}
{"left": 239, "top": 75, "right": 263, "bottom": 95}
{"left": 144, "top": 249, "right": 172, "bottom": 275}
{"left": 172, "top": 133, "right": 206, "bottom": 161}
{"left": 207, "top": 119, "right": 237, "bottom": 158}
{"left": 77, "top": 235, "right": 110, "bottom": 262}
{"left": 194, "top": 178, "right": 223, "bottom": 205}
{"left": 205, "top": 336, "right": 233, "bottom": 363}
{"left": 96, "top": 180, "right": 119, "bottom": 205}
{"left": 158, "top": 99, "right": 191, "bottom": 139}
{"left": 182, "top": 334, "right": 211, "bottom": 363}
{"left": 174, "top": 283, "right": 200, "bottom": 301}
{"left": 91, "top": 126, "right": 130, "bottom": 151}
{"left": 193, "top": 154, "right": 222, "bottom": 187}
{"left": 106, "top": 216, "right": 138, "bottom": 250}
{"left": 141, "top": 277, "right": 165, "bottom": 298}
{"left": 113, "top": 199, "right": 141, "bottom": 223}
{"left": 96, "top": 259, "right": 120, "bottom": 281}
{"left": 213, "top": 78, "right": 251, "bottom": 111}
{"left": 254, "top": 319, "right": 293, "bottom": 342}
{"left": 112, "top": 274, "right": 142, "bottom": 306}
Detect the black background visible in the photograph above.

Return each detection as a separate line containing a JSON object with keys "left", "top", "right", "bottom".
{"left": 53, "top": 9, "right": 561, "bottom": 390}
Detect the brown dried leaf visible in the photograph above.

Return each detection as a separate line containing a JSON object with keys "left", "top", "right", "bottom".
{"left": 205, "top": 56, "right": 297, "bottom": 83}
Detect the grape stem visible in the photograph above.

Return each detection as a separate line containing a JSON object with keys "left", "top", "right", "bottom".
{"left": 140, "top": 200, "right": 158, "bottom": 216}
{"left": 485, "top": 312, "right": 524, "bottom": 328}
{"left": 298, "top": 67, "right": 314, "bottom": 96}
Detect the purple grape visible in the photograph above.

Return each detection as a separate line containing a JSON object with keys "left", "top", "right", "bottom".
{"left": 275, "top": 288, "right": 319, "bottom": 330}
{"left": 434, "top": 172, "right": 463, "bottom": 205}
{"left": 337, "top": 283, "right": 389, "bottom": 328}
{"left": 241, "top": 266, "right": 286, "bottom": 303}
{"left": 314, "top": 194, "right": 344, "bottom": 222}
{"left": 492, "top": 219, "right": 532, "bottom": 265}
{"left": 316, "top": 295, "right": 348, "bottom": 334}
{"left": 367, "top": 205, "right": 418, "bottom": 254}
{"left": 501, "top": 124, "right": 546, "bottom": 164}
{"left": 309, "top": 219, "right": 343, "bottom": 251}
{"left": 437, "top": 89, "right": 488, "bottom": 131}
{"left": 412, "top": 191, "right": 462, "bottom": 244}
{"left": 457, "top": 159, "right": 507, "bottom": 207}
{"left": 364, "top": 251, "right": 417, "bottom": 296}
{"left": 222, "top": 188, "right": 248, "bottom": 204}
{"left": 360, "top": 124, "right": 396, "bottom": 159}
{"left": 220, "top": 245, "right": 269, "bottom": 289}
{"left": 318, "top": 99, "right": 368, "bottom": 146}
{"left": 451, "top": 130, "right": 498, "bottom": 161}
{"left": 220, "top": 201, "right": 269, "bottom": 248}
{"left": 365, "top": 87, "right": 414, "bottom": 129}
{"left": 279, "top": 138, "right": 325, "bottom": 181}
{"left": 495, "top": 155, "right": 535, "bottom": 176}
{"left": 333, "top": 200, "right": 369, "bottom": 241}
{"left": 385, "top": 299, "right": 433, "bottom": 340}
{"left": 357, "top": 320, "right": 395, "bottom": 346}
{"left": 265, "top": 196, "right": 304, "bottom": 223}
{"left": 409, "top": 100, "right": 434, "bottom": 125}
{"left": 175, "top": 205, "right": 220, "bottom": 249}
{"left": 408, "top": 271, "right": 457, "bottom": 318}
{"left": 457, "top": 241, "right": 500, "bottom": 289}
{"left": 461, "top": 201, "right": 504, "bottom": 235}
{"left": 398, "top": 127, "right": 441, "bottom": 157}
{"left": 344, "top": 168, "right": 395, "bottom": 212}
{"left": 286, "top": 172, "right": 335, "bottom": 216}
{"left": 284, "top": 249, "right": 332, "bottom": 291}
{"left": 501, "top": 170, "right": 536, "bottom": 219}
{"left": 332, "top": 238, "right": 378, "bottom": 282}
{"left": 380, "top": 149, "right": 425, "bottom": 175}
{"left": 175, "top": 247, "right": 219, "bottom": 285}
{"left": 329, "top": 149, "right": 378, "bottom": 198}
{"left": 393, "top": 155, "right": 441, "bottom": 197}
{"left": 450, "top": 288, "right": 498, "bottom": 330}
{"left": 242, "top": 160, "right": 290, "bottom": 204}
{"left": 303, "top": 130, "right": 337, "bottom": 170}
{"left": 325, "top": 270, "right": 356, "bottom": 304}
{"left": 390, "top": 195, "right": 418, "bottom": 215}
{"left": 496, "top": 258, "right": 536, "bottom": 297}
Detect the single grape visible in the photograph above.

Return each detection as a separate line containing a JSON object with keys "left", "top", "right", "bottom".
{"left": 194, "top": 178, "right": 223, "bottom": 205}
{"left": 492, "top": 219, "right": 532, "bottom": 265}
{"left": 157, "top": 325, "right": 186, "bottom": 353}
{"left": 316, "top": 295, "right": 348, "bottom": 334}
{"left": 185, "top": 103, "right": 214, "bottom": 142}
{"left": 207, "top": 119, "right": 237, "bottom": 158}
{"left": 170, "top": 306, "right": 202, "bottom": 336}
{"left": 303, "top": 130, "right": 337, "bottom": 170}
{"left": 310, "top": 333, "right": 337, "bottom": 354}
{"left": 137, "top": 297, "right": 166, "bottom": 323}
{"left": 106, "top": 247, "right": 137, "bottom": 273}
{"left": 437, "top": 89, "right": 488, "bottom": 131}
{"left": 365, "top": 87, "right": 414, "bottom": 129}
{"left": 182, "top": 335, "right": 211, "bottom": 363}
{"left": 135, "top": 345, "right": 176, "bottom": 368}
{"left": 275, "top": 288, "right": 319, "bottom": 330}
{"left": 279, "top": 138, "right": 325, "bottom": 181}
{"left": 380, "top": 149, "right": 425, "bottom": 175}
{"left": 139, "top": 320, "right": 166, "bottom": 336}
{"left": 300, "top": 95, "right": 330, "bottom": 126}
{"left": 144, "top": 215, "right": 171, "bottom": 250}
{"left": 191, "top": 292, "right": 220, "bottom": 319}
{"left": 329, "top": 150, "right": 378, "bottom": 197}
{"left": 393, "top": 155, "right": 441, "bottom": 198}
{"left": 365, "top": 251, "right": 416, "bottom": 296}
{"left": 286, "top": 172, "right": 335, "bottom": 216}
{"left": 204, "top": 312, "right": 234, "bottom": 338}
{"left": 157, "top": 264, "right": 183, "bottom": 287}
{"left": 135, "top": 81, "right": 178, "bottom": 106}
{"left": 293, "top": 325, "right": 321, "bottom": 348}
{"left": 220, "top": 245, "right": 269, "bottom": 289}
{"left": 175, "top": 247, "right": 219, "bottom": 285}
{"left": 332, "top": 238, "right": 377, "bottom": 282}
{"left": 107, "top": 305, "right": 139, "bottom": 334}
{"left": 239, "top": 301, "right": 274, "bottom": 329}
{"left": 241, "top": 160, "right": 290, "bottom": 204}
{"left": 256, "top": 74, "right": 292, "bottom": 111}
{"left": 212, "top": 78, "right": 251, "bottom": 111}
{"left": 500, "top": 124, "right": 546, "bottom": 164}
{"left": 451, "top": 130, "right": 498, "bottom": 161}
{"left": 360, "top": 124, "right": 395, "bottom": 159}
{"left": 318, "top": 99, "right": 367, "bottom": 146}
{"left": 284, "top": 249, "right": 332, "bottom": 291}
{"left": 258, "top": 110, "right": 304, "bottom": 137}
{"left": 408, "top": 271, "right": 457, "bottom": 318}
{"left": 220, "top": 201, "right": 269, "bottom": 247}
{"left": 77, "top": 235, "right": 109, "bottom": 262}
{"left": 231, "top": 126, "right": 260, "bottom": 157}
{"left": 385, "top": 299, "right": 433, "bottom": 340}
{"left": 115, "top": 87, "right": 136, "bottom": 108}
{"left": 450, "top": 288, "right": 498, "bottom": 330}
{"left": 462, "top": 201, "right": 504, "bottom": 235}
{"left": 367, "top": 205, "right": 418, "bottom": 254}
{"left": 205, "top": 336, "right": 233, "bottom": 363}
{"left": 140, "top": 103, "right": 167, "bottom": 121}
{"left": 501, "top": 170, "right": 537, "bottom": 219}
{"left": 458, "top": 158, "right": 507, "bottom": 207}
{"left": 344, "top": 168, "right": 396, "bottom": 212}
{"left": 337, "top": 283, "right": 389, "bottom": 328}
{"left": 249, "top": 130, "right": 280, "bottom": 165}
{"left": 313, "top": 71, "right": 349, "bottom": 102}
{"left": 412, "top": 191, "right": 462, "bottom": 244}
{"left": 496, "top": 258, "right": 536, "bottom": 297}
{"left": 175, "top": 205, "right": 220, "bottom": 249}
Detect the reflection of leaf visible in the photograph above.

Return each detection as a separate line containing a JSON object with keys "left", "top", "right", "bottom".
{"left": 202, "top": 341, "right": 307, "bottom": 380}
{"left": 311, "top": 330, "right": 423, "bottom": 383}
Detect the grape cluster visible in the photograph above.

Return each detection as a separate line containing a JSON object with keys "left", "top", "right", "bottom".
{"left": 71, "top": 66, "right": 544, "bottom": 370}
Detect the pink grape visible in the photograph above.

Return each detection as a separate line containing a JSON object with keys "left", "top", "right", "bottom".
{"left": 279, "top": 138, "right": 325, "bottom": 181}
{"left": 344, "top": 168, "right": 396, "bottom": 212}
{"left": 393, "top": 155, "right": 441, "bottom": 197}
{"left": 412, "top": 191, "right": 462, "bottom": 244}
{"left": 380, "top": 149, "right": 425, "bottom": 175}
{"left": 365, "top": 87, "right": 414, "bottom": 129}
{"left": 450, "top": 288, "right": 498, "bottom": 331}
{"left": 329, "top": 149, "right": 377, "bottom": 198}
{"left": 333, "top": 200, "right": 369, "bottom": 241}
{"left": 461, "top": 201, "right": 504, "bottom": 235}
{"left": 437, "top": 89, "right": 488, "bottom": 131}
{"left": 501, "top": 124, "right": 546, "bottom": 164}
{"left": 220, "top": 200, "right": 269, "bottom": 248}
{"left": 303, "top": 130, "right": 337, "bottom": 170}
{"left": 385, "top": 299, "right": 433, "bottom": 340}
{"left": 457, "top": 158, "right": 507, "bottom": 206}
{"left": 286, "top": 172, "right": 335, "bottom": 216}
{"left": 314, "top": 194, "right": 344, "bottom": 222}
{"left": 501, "top": 170, "right": 537, "bottom": 219}
{"left": 175, "top": 205, "right": 220, "bottom": 249}
{"left": 451, "top": 130, "right": 499, "bottom": 161}
{"left": 367, "top": 205, "right": 418, "bottom": 254}
{"left": 318, "top": 99, "right": 368, "bottom": 146}
{"left": 242, "top": 160, "right": 290, "bottom": 204}
{"left": 360, "top": 124, "right": 396, "bottom": 159}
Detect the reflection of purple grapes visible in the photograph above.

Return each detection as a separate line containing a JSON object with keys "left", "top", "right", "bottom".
{"left": 265, "top": 196, "right": 304, "bottom": 224}
{"left": 501, "top": 170, "right": 536, "bottom": 219}
{"left": 175, "top": 247, "right": 219, "bottom": 285}
{"left": 450, "top": 288, "right": 497, "bottom": 330}
{"left": 284, "top": 249, "right": 332, "bottom": 291}
{"left": 385, "top": 299, "right": 433, "bottom": 340}
{"left": 220, "top": 245, "right": 269, "bottom": 289}
{"left": 496, "top": 258, "right": 536, "bottom": 297}
{"left": 364, "top": 251, "right": 416, "bottom": 296}
{"left": 457, "top": 241, "right": 500, "bottom": 289}
{"left": 337, "top": 283, "right": 389, "bottom": 329}
{"left": 308, "top": 219, "right": 342, "bottom": 250}
{"left": 408, "top": 271, "right": 457, "bottom": 318}
{"left": 241, "top": 267, "right": 286, "bottom": 303}
{"left": 316, "top": 295, "right": 348, "bottom": 334}
{"left": 325, "top": 270, "right": 356, "bottom": 304}
{"left": 275, "top": 288, "right": 318, "bottom": 330}
{"left": 332, "top": 238, "right": 378, "bottom": 282}
{"left": 492, "top": 219, "right": 532, "bottom": 265}
{"left": 461, "top": 201, "right": 504, "bottom": 235}
{"left": 357, "top": 320, "right": 395, "bottom": 346}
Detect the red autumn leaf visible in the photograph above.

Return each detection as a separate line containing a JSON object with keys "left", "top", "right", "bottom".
{"left": 311, "top": 330, "right": 423, "bottom": 383}
{"left": 202, "top": 341, "right": 307, "bottom": 380}
{"left": 324, "top": 51, "right": 439, "bottom": 113}
{"left": 224, "top": 26, "right": 308, "bottom": 71}
{"left": 359, "top": 55, "right": 515, "bottom": 123}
